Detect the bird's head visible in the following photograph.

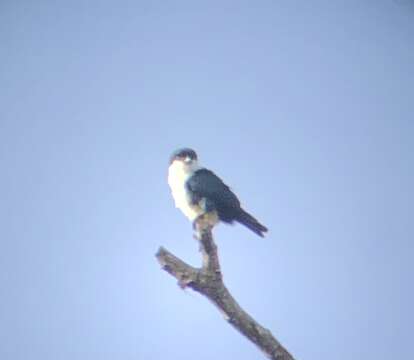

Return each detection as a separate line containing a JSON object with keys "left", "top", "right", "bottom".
{"left": 169, "top": 148, "right": 198, "bottom": 168}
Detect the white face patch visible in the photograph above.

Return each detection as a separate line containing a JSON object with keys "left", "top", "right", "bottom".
{"left": 167, "top": 159, "right": 203, "bottom": 221}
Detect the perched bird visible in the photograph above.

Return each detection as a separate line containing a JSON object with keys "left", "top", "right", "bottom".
{"left": 167, "top": 148, "right": 268, "bottom": 237}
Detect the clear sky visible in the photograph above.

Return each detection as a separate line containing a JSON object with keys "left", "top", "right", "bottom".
{"left": 1, "top": 1, "right": 413, "bottom": 359}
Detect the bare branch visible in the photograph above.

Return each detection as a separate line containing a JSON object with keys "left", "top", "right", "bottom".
{"left": 156, "top": 217, "right": 295, "bottom": 360}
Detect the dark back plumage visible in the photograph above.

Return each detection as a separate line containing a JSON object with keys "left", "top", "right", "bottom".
{"left": 186, "top": 169, "right": 241, "bottom": 221}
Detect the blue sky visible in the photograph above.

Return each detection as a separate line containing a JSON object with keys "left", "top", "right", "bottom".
{"left": 1, "top": 1, "right": 413, "bottom": 359}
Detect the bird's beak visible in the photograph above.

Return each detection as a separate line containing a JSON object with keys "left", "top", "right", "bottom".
{"left": 184, "top": 156, "right": 192, "bottom": 163}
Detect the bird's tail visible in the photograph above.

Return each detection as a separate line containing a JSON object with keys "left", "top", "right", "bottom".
{"left": 236, "top": 209, "right": 268, "bottom": 237}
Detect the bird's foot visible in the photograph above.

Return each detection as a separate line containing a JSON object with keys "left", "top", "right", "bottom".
{"left": 192, "top": 214, "right": 205, "bottom": 240}
{"left": 193, "top": 212, "right": 218, "bottom": 235}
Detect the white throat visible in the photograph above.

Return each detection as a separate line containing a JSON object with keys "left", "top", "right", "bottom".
{"left": 167, "top": 160, "right": 202, "bottom": 221}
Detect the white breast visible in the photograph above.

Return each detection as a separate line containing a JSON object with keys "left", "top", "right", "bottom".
{"left": 167, "top": 161, "right": 203, "bottom": 221}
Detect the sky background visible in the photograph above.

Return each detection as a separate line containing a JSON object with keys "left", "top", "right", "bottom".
{"left": 1, "top": 1, "right": 413, "bottom": 359}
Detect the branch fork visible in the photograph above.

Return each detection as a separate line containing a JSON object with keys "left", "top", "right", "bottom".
{"left": 156, "top": 216, "right": 295, "bottom": 360}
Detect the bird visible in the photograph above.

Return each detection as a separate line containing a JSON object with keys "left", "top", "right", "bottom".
{"left": 167, "top": 148, "right": 268, "bottom": 237}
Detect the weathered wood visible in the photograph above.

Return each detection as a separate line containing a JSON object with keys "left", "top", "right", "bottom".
{"left": 156, "top": 218, "right": 295, "bottom": 360}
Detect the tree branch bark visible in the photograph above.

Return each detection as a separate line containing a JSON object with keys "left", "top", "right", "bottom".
{"left": 156, "top": 216, "right": 295, "bottom": 360}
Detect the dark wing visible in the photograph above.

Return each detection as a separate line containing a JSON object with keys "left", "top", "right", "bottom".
{"left": 187, "top": 168, "right": 268, "bottom": 236}
{"left": 186, "top": 168, "right": 241, "bottom": 210}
